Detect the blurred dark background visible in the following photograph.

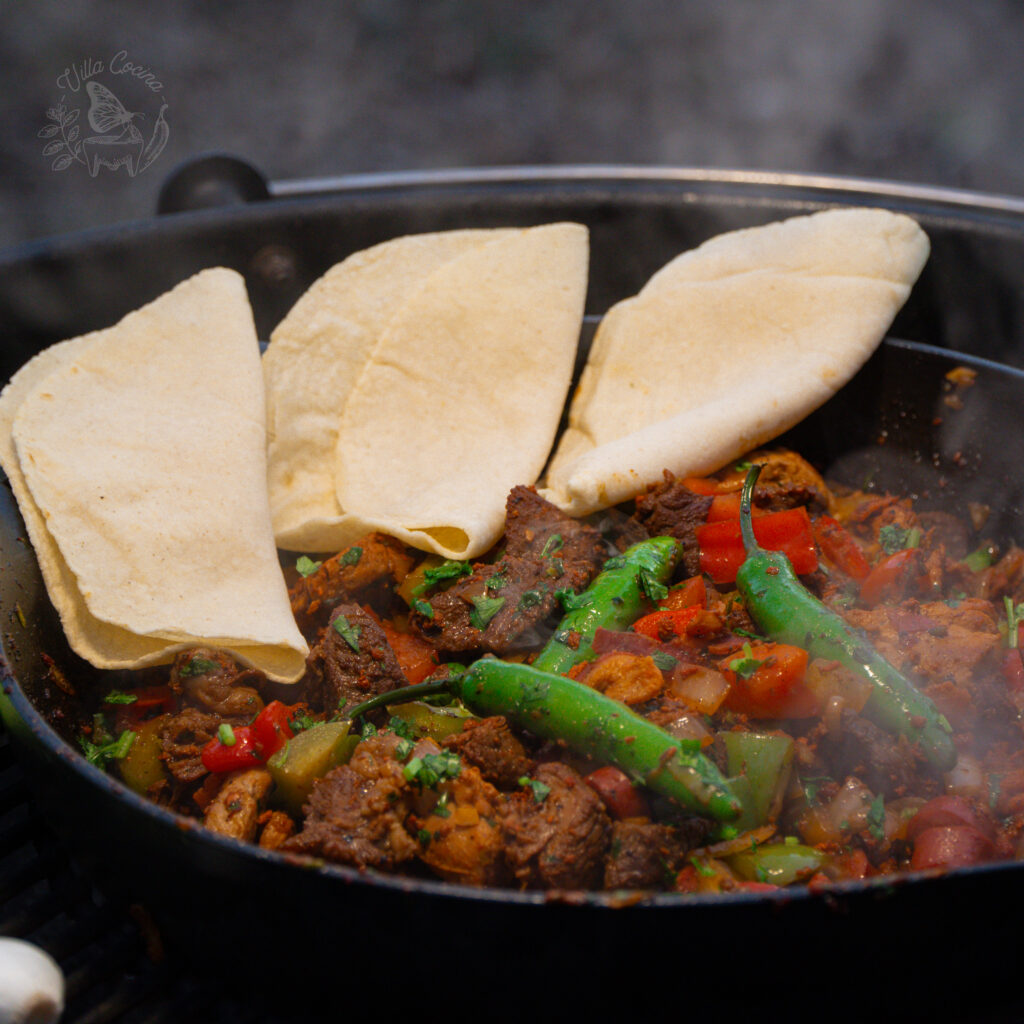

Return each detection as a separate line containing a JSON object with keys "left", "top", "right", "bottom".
{"left": 2, "top": 1, "right": 1024, "bottom": 251}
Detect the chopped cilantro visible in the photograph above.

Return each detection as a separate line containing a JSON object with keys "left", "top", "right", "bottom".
{"left": 541, "top": 533, "right": 564, "bottom": 558}
{"left": 517, "top": 590, "right": 543, "bottom": 611}
{"left": 432, "top": 791, "right": 452, "bottom": 818}
{"left": 555, "top": 588, "right": 591, "bottom": 612}
{"left": 412, "top": 597, "right": 434, "bottom": 619}
{"left": 413, "top": 559, "right": 471, "bottom": 595}
{"left": 361, "top": 720, "right": 378, "bottom": 740}
{"left": 867, "top": 793, "right": 886, "bottom": 841}
{"left": 518, "top": 776, "right": 551, "bottom": 803}
{"left": 394, "top": 737, "right": 414, "bottom": 761}
{"left": 79, "top": 728, "right": 136, "bottom": 767}
{"left": 733, "top": 460, "right": 753, "bottom": 473}
{"left": 404, "top": 750, "right": 462, "bottom": 788}
{"left": 388, "top": 715, "right": 415, "bottom": 740}
{"left": 727, "top": 642, "right": 764, "bottom": 680}
{"left": 295, "top": 555, "right": 322, "bottom": 577}
{"left": 340, "top": 546, "right": 363, "bottom": 567}
{"left": 218, "top": 723, "right": 236, "bottom": 746}
{"left": 417, "top": 829, "right": 433, "bottom": 847}
{"left": 103, "top": 689, "right": 138, "bottom": 705}
{"left": 802, "top": 775, "right": 832, "bottom": 806}
{"left": 651, "top": 651, "right": 677, "bottom": 672}
{"left": 963, "top": 543, "right": 996, "bottom": 573}
{"left": 469, "top": 594, "right": 505, "bottom": 631}
{"left": 485, "top": 572, "right": 507, "bottom": 593}
{"left": 332, "top": 614, "right": 362, "bottom": 652}
{"left": 878, "top": 524, "right": 921, "bottom": 554}
{"left": 288, "top": 710, "right": 318, "bottom": 733}
{"left": 689, "top": 856, "right": 716, "bottom": 878}
{"left": 638, "top": 568, "right": 669, "bottom": 603}
{"left": 179, "top": 656, "right": 220, "bottom": 678}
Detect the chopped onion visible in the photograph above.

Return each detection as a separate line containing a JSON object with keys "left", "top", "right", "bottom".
{"left": 660, "top": 711, "right": 713, "bottom": 746}
{"left": 668, "top": 665, "right": 730, "bottom": 714}
{"left": 944, "top": 753, "right": 987, "bottom": 802}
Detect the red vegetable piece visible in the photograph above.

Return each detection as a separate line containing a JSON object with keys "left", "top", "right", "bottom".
{"left": 250, "top": 700, "right": 295, "bottom": 759}
{"left": 733, "top": 881, "right": 780, "bottom": 893}
{"left": 584, "top": 765, "right": 651, "bottom": 820}
{"left": 859, "top": 548, "right": 920, "bottom": 606}
{"left": 720, "top": 641, "right": 817, "bottom": 718}
{"left": 379, "top": 619, "right": 439, "bottom": 685}
{"left": 910, "top": 825, "right": 994, "bottom": 871}
{"left": 632, "top": 606, "right": 702, "bottom": 643}
{"left": 1002, "top": 649, "right": 1024, "bottom": 692}
{"left": 659, "top": 575, "right": 707, "bottom": 611}
{"left": 201, "top": 726, "right": 262, "bottom": 773}
{"left": 696, "top": 507, "right": 818, "bottom": 584}
{"left": 812, "top": 515, "right": 870, "bottom": 580}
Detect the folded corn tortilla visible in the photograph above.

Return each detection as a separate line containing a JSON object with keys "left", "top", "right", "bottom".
{"left": 334, "top": 222, "right": 589, "bottom": 559}
{"left": 0, "top": 268, "right": 309, "bottom": 682}
{"left": 265, "top": 223, "right": 589, "bottom": 560}
{"left": 542, "top": 208, "right": 930, "bottom": 514}
{"left": 264, "top": 229, "right": 518, "bottom": 553}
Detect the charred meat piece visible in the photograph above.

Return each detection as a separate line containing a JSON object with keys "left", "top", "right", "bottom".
{"left": 203, "top": 768, "right": 273, "bottom": 842}
{"left": 303, "top": 603, "right": 407, "bottom": 713}
{"left": 818, "top": 710, "right": 941, "bottom": 799}
{"left": 282, "top": 732, "right": 419, "bottom": 870}
{"left": 503, "top": 761, "right": 611, "bottom": 890}
{"left": 631, "top": 472, "right": 712, "bottom": 576}
{"left": 159, "top": 706, "right": 222, "bottom": 784}
{"left": 410, "top": 486, "right": 606, "bottom": 654}
{"left": 603, "top": 821, "right": 688, "bottom": 890}
{"left": 745, "top": 449, "right": 833, "bottom": 515}
{"left": 289, "top": 533, "right": 415, "bottom": 632}
{"left": 442, "top": 716, "right": 535, "bottom": 791}
{"left": 170, "top": 648, "right": 264, "bottom": 719}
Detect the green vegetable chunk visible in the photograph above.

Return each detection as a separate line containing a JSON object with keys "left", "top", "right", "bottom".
{"left": 118, "top": 717, "right": 167, "bottom": 795}
{"left": 722, "top": 731, "right": 794, "bottom": 832}
{"left": 268, "top": 720, "right": 357, "bottom": 815}
{"left": 728, "top": 841, "right": 826, "bottom": 887}
{"left": 387, "top": 700, "right": 475, "bottom": 741}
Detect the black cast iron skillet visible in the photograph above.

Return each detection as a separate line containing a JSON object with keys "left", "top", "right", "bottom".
{"left": 2, "top": 166, "right": 1024, "bottom": 1019}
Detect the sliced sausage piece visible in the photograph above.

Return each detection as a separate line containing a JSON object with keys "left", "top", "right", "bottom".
{"left": 203, "top": 768, "right": 272, "bottom": 842}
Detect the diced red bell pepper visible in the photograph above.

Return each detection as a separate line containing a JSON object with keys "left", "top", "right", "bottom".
{"left": 696, "top": 507, "right": 818, "bottom": 584}
{"left": 813, "top": 515, "right": 870, "bottom": 580}
{"left": 720, "top": 641, "right": 816, "bottom": 718}
{"left": 632, "top": 606, "right": 702, "bottom": 642}
{"left": 658, "top": 575, "right": 707, "bottom": 611}
{"left": 859, "top": 548, "right": 920, "bottom": 606}
{"left": 201, "top": 700, "right": 295, "bottom": 773}
{"left": 706, "top": 493, "right": 770, "bottom": 523}
{"left": 682, "top": 476, "right": 736, "bottom": 496}
{"left": 379, "top": 619, "right": 439, "bottom": 685}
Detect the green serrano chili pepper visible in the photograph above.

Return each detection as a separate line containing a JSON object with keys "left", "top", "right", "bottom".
{"left": 735, "top": 465, "right": 956, "bottom": 771}
{"left": 531, "top": 535, "right": 682, "bottom": 675}
{"left": 346, "top": 659, "right": 741, "bottom": 821}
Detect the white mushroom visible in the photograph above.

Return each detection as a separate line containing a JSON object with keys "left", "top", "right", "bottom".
{"left": 0, "top": 938, "right": 64, "bottom": 1024}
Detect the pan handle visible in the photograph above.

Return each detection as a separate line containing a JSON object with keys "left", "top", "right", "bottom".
{"left": 156, "top": 154, "right": 270, "bottom": 214}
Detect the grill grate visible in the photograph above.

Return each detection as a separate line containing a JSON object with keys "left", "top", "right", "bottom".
{"left": 0, "top": 731, "right": 270, "bottom": 1023}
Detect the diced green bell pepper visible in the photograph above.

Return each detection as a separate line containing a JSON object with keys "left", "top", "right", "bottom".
{"left": 721, "top": 731, "right": 794, "bottom": 832}
{"left": 387, "top": 700, "right": 475, "bottom": 741}
{"left": 268, "top": 720, "right": 357, "bottom": 815}
{"left": 728, "top": 841, "right": 825, "bottom": 886}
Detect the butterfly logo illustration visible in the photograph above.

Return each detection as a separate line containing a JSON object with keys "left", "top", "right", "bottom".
{"left": 85, "top": 81, "right": 143, "bottom": 142}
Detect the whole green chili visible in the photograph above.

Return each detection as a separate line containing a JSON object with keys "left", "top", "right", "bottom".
{"left": 734, "top": 465, "right": 956, "bottom": 771}
{"left": 345, "top": 658, "right": 741, "bottom": 822}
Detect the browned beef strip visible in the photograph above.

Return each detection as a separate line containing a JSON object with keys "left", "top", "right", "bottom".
{"left": 169, "top": 648, "right": 265, "bottom": 719}
{"left": 442, "top": 716, "right": 535, "bottom": 790}
{"left": 159, "top": 706, "right": 222, "bottom": 784}
{"left": 817, "top": 710, "right": 942, "bottom": 799}
{"left": 502, "top": 761, "right": 611, "bottom": 889}
{"left": 282, "top": 732, "right": 419, "bottom": 870}
{"left": 303, "top": 603, "right": 407, "bottom": 713}
{"left": 631, "top": 472, "right": 712, "bottom": 576}
{"left": 410, "top": 485, "right": 606, "bottom": 654}
{"left": 603, "top": 821, "right": 687, "bottom": 890}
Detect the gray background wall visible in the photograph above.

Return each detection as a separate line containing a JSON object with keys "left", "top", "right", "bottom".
{"left": 3, "top": 1, "right": 1024, "bottom": 250}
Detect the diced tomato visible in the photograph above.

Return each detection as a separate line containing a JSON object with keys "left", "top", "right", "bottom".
{"left": 380, "top": 619, "right": 439, "bottom": 685}
{"left": 720, "top": 641, "right": 817, "bottom": 718}
{"left": 658, "top": 575, "right": 707, "bottom": 611}
{"left": 813, "top": 515, "right": 870, "bottom": 580}
{"left": 706, "top": 493, "right": 770, "bottom": 523}
{"left": 696, "top": 507, "right": 818, "bottom": 584}
{"left": 859, "top": 548, "right": 920, "bottom": 605}
{"left": 632, "top": 606, "right": 702, "bottom": 642}
{"left": 584, "top": 765, "right": 651, "bottom": 820}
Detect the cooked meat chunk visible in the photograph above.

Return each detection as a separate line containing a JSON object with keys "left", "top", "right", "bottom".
{"left": 503, "top": 761, "right": 611, "bottom": 889}
{"left": 258, "top": 810, "right": 296, "bottom": 850}
{"left": 410, "top": 486, "right": 606, "bottom": 654}
{"left": 282, "top": 732, "right": 418, "bottom": 870}
{"left": 603, "top": 821, "right": 687, "bottom": 890}
{"left": 411, "top": 764, "right": 509, "bottom": 886}
{"left": 159, "top": 706, "right": 221, "bottom": 784}
{"left": 818, "top": 711, "right": 940, "bottom": 799}
{"left": 631, "top": 472, "right": 712, "bottom": 575}
{"left": 170, "top": 648, "right": 264, "bottom": 719}
{"left": 289, "top": 533, "right": 415, "bottom": 632}
{"left": 746, "top": 448, "right": 833, "bottom": 515}
{"left": 203, "top": 768, "right": 273, "bottom": 841}
{"left": 303, "top": 603, "right": 407, "bottom": 713}
{"left": 442, "top": 716, "right": 535, "bottom": 791}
